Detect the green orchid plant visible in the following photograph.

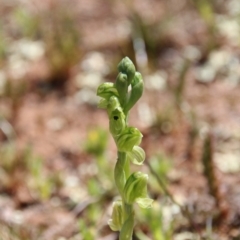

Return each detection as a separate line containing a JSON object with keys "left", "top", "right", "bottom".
{"left": 97, "top": 57, "right": 153, "bottom": 240}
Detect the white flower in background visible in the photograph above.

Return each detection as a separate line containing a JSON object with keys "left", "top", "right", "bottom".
{"left": 145, "top": 71, "right": 167, "bottom": 90}
{"left": 9, "top": 39, "right": 45, "bottom": 61}
{"left": 8, "top": 54, "right": 28, "bottom": 80}
{"left": 7, "top": 39, "right": 45, "bottom": 80}
{"left": 81, "top": 51, "right": 109, "bottom": 75}
{"left": 217, "top": 16, "right": 240, "bottom": 45}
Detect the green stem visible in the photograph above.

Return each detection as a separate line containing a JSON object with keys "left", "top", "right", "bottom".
{"left": 115, "top": 151, "right": 134, "bottom": 240}
{"left": 123, "top": 203, "right": 133, "bottom": 222}
{"left": 114, "top": 151, "right": 130, "bottom": 195}
{"left": 119, "top": 205, "right": 134, "bottom": 240}
{"left": 114, "top": 151, "right": 127, "bottom": 196}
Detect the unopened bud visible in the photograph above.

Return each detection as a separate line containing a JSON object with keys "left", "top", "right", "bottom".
{"left": 97, "top": 82, "right": 118, "bottom": 100}
{"left": 124, "top": 72, "right": 144, "bottom": 112}
{"left": 115, "top": 73, "right": 128, "bottom": 107}
{"left": 118, "top": 57, "right": 136, "bottom": 85}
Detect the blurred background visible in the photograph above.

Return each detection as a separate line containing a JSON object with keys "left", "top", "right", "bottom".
{"left": 1, "top": 0, "right": 240, "bottom": 239}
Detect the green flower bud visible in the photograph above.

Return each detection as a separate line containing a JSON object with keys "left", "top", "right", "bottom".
{"left": 127, "top": 146, "right": 145, "bottom": 165}
{"left": 98, "top": 98, "right": 108, "bottom": 109}
{"left": 108, "top": 200, "right": 124, "bottom": 231}
{"left": 116, "top": 127, "right": 142, "bottom": 152}
{"left": 115, "top": 73, "right": 128, "bottom": 107}
{"left": 123, "top": 172, "right": 153, "bottom": 208}
{"left": 97, "top": 82, "right": 118, "bottom": 100}
{"left": 118, "top": 57, "right": 136, "bottom": 85}
{"left": 107, "top": 96, "right": 121, "bottom": 115}
{"left": 125, "top": 72, "right": 144, "bottom": 112}
{"left": 123, "top": 172, "right": 147, "bottom": 204}
{"left": 109, "top": 108, "right": 126, "bottom": 136}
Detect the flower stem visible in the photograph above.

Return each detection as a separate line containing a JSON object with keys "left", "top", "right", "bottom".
{"left": 119, "top": 203, "right": 134, "bottom": 240}
{"left": 114, "top": 151, "right": 127, "bottom": 195}
{"left": 115, "top": 151, "right": 134, "bottom": 240}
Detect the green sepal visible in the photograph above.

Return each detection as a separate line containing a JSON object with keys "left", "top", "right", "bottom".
{"left": 107, "top": 96, "right": 121, "bottom": 115}
{"left": 116, "top": 127, "right": 142, "bottom": 152}
{"left": 115, "top": 72, "right": 128, "bottom": 107}
{"left": 127, "top": 146, "right": 145, "bottom": 165}
{"left": 108, "top": 200, "right": 124, "bottom": 231}
{"left": 109, "top": 108, "right": 126, "bottom": 137}
{"left": 125, "top": 72, "right": 144, "bottom": 112}
{"left": 136, "top": 198, "right": 153, "bottom": 209}
{"left": 123, "top": 172, "right": 151, "bottom": 205}
{"left": 97, "top": 82, "right": 118, "bottom": 100}
{"left": 98, "top": 98, "right": 108, "bottom": 109}
{"left": 118, "top": 57, "right": 136, "bottom": 85}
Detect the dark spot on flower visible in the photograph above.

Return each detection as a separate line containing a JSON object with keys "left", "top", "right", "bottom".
{"left": 114, "top": 116, "right": 119, "bottom": 120}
